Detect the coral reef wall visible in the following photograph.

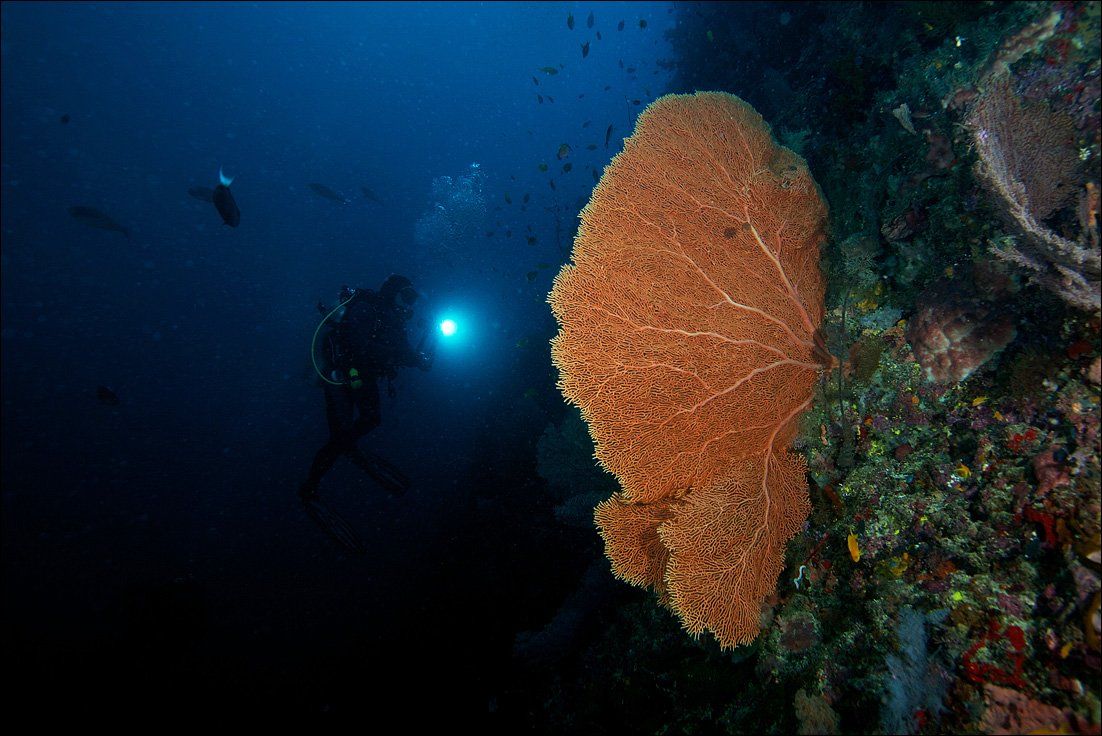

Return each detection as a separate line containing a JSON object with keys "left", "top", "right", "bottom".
{"left": 527, "top": 3, "right": 1101, "bottom": 735}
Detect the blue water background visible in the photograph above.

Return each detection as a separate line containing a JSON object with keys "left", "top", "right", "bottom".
{"left": 1, "top": 0, "right": 673, "bottom": 716}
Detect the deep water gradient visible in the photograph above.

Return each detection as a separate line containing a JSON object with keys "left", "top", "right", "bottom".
{"left": 1, "top": 1, "right": 672, "bottom": 724}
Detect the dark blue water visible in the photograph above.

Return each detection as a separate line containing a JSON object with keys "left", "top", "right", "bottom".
{"left": 1, "top": 1, "right": 672, "bottom": 723}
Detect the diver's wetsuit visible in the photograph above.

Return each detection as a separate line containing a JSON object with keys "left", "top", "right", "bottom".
{"left": 301, "top": 278, "right": 430, "bottom": 500}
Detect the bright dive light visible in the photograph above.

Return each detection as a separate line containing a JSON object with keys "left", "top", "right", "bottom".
{"left": 439, "top": 318, "right": 457, "bottom": 337}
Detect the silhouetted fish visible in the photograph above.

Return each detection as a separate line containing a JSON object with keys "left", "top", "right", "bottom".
{"left": 505, "top": 192, "right": 512, "bottom": 204}
{"left": 592, "top": 168, "right": 600, "bottom": 183}
{"left": 639, "top": 19, "right": 648, "bottom": 29}
{"left": 587, "top": 11, "right": 594, "bottom": 28}
{"left": 212, "top": 167, "right": 240, "bottom": 227}
{"left": 562, "top": 163, "right": 573, "bottom": 173}
{"left": 532, "top": 76, "right": 539, "bottom": 85}
{"left": 526, "top": 270, "right": 538, "bottom": 283}
{"left": 188, "top": 186, "right": 214, "bottom": 202}
{"left": 538, "top": 163, "right": 548, "bottom": 172}
{"left": 60, "top": 114, "right": 70, "bottom": 124}
{"left": 526, "top": 235, "right": 537, "bottom": 245}
{"left": 557, "top": 143, "right": 571, "bottom": 160}
{"left": 549, "top": 179, "right": 556, "bottom": 191}
{"left": 586, "top": 144, "right": 597, "bottom": 151}
{"left": 68, "top": 206, "right": 129, "bottom": 237}
{"left": 96, "top": 385, "right": 120, "bottom": 406}
{"left": 361, "top": 186, "right": 381, "bottom": 203}
{"left": 539, "top": 66, "right": 558, "bottom": 75}
{"left": 617, "top": 20, "right": 625, "bottom": 31}
{"left": 605, "top": 124, "right": 613, "bottom": 148}
{"left": 582, "top": 120, "right": 591, "bottom": 128}
{"left": 308, "top": 182, "right": 349, "bottom": 203}
{"left": 567, "top": 13, "right": 574, "bottom": 30}
{"left": 523, "top": 193, "right": 530, "bottom": 204}
{"left": 581, "top": 41, "right": 589, "bottom": 58}
{"left": 597, "top": 31, "right": 602, "bottom": 41}
{"left": 538, "top": 94, "right": 544, "bottom": 104}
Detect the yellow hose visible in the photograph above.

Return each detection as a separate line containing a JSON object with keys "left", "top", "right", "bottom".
{"left": 310, "top": 292, "right": 359, "bottom": 385}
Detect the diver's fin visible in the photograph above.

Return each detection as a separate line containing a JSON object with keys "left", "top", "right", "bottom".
{"left": 303, "top": 498, "right": 366, "bottom": 555}
{"left": 218, "top": 166, "right": 234, "bottom": 187}
{"left": 348, "top": 450, "right": 411, "bottom": 495}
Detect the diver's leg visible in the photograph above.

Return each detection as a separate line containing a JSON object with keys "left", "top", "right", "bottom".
{"left": 350, "top": 379, "right": 381, "bottom": 439}
{"left": 345, "top": 381, "right": 408, "bottom": 494}
{"left": 300, "top": 385, "right": 356, "bottom": 500}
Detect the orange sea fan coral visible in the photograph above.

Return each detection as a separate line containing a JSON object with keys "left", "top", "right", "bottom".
{"left": 548, "top": 91, "right": 829, "bottom": 648}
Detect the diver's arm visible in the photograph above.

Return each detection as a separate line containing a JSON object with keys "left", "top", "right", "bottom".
{"left": 399, "top": 331, "right": 433, "bottom": 371}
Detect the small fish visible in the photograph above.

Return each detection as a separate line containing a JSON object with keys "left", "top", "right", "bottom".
{"left": 617, "top": 20, "right": 625, "bottom": 31}
{"left": 632, "top": 99, "right": 641, "bottom": 106}
{"left": 538, "top": 162, "right": 548, "bottom": 172}
{"left": 526, "top": 271, "right": 538, "bottom": 283}
{"left": 639, "top": 19, "right": 647, "bottom": 29}
{"left": 604, "top": 124, "right": 613, "bottom": 148}
{"left": 539, "top": 66, "right": 558, "bottom": 75}
{"left": 505, "top": 229, "right": 513, "bottom": 238}
{"left": 96, "top": 385, "right": 120, "bottom": 406}
{"left": 523, "top": 193, "right": 530, "bottom": 204}
{"left": 603, "top": 84, "right": 611, "bottom": 91}
{"left": 574, "top": 196, "right": 586, "bottom": 208}
{"left": 60, "top": 113, "right": 70, "bottom": 124}
{"left": 361, "top": 186, "right": 381, "bottom": 203}
{"left": 486, "top": 231, "right": 495, "bottom": 238}
{"left": 582, "top": 120, "right": 591, "bottom": 128}
{"left": 585, "top": 144, "right": 597, "bottom": 151}
{"left": 619, "top": 59, "right": 624, "bottom": 69}
{"left": 538, "top": 94, "right": 544, "bottom": 104}
{"left": 596, "top": 31, "right": 602, "bottom": 41}
{"left": 212, "top": 167, "right": 240, "bottom": 227}
{"left": 562, "top": 163, "right": 572, "bottom": 173}
{"left": 187, "top": 186, "right": 215, "bottom": 202}
{"left": 526, "top": 235, "right": 537, "bottom": 245}
{"left": 587, "top": 11, "right": 594, "bottom": 28}
{"left": 504, "top": 192, "right": 512, "bottom": 204}
{"left": 581, "top": 41, "right": 589, "bottom": 59}
{"left": 549, "top": 179, "right": 556, "bottom": 191}
{"left": 626, "top": 66, "right": 636, "bottom": 73}
{"left": 532, "top": 76, "right": 539, "bottom": 85}
{"left": 308, "top": 182, "right": 349, "bottom": 203}
{"left": 546, "top": 95, "right": 554, "bottom": 103}
{"left": 68, "top": 206, "right": 130, "bottom": 237}
{"left": 707, "top": 29, "right": 714, "bottom": 43}
{"left": 847, "top": 533, "right": 861, "bottom": 563}
{"left": 592, "top": 168, "right": 600, "bottom": 183}
{"left": 557, "top": 143, "right": 571, "bottom": 160}
{"left": 567, "top": 13, "right": 574, "bottom": 30}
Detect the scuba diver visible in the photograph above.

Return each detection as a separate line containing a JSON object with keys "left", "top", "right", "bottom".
{"left": 300, "top": 274, "right": 434, "bottom": 553}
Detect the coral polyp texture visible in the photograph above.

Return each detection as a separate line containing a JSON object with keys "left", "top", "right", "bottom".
{"left": 548, "top": 91, "right": 829, "bottom": 648}
{"left": 906, "top": 295, "right": 1017, "bottom": 383}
